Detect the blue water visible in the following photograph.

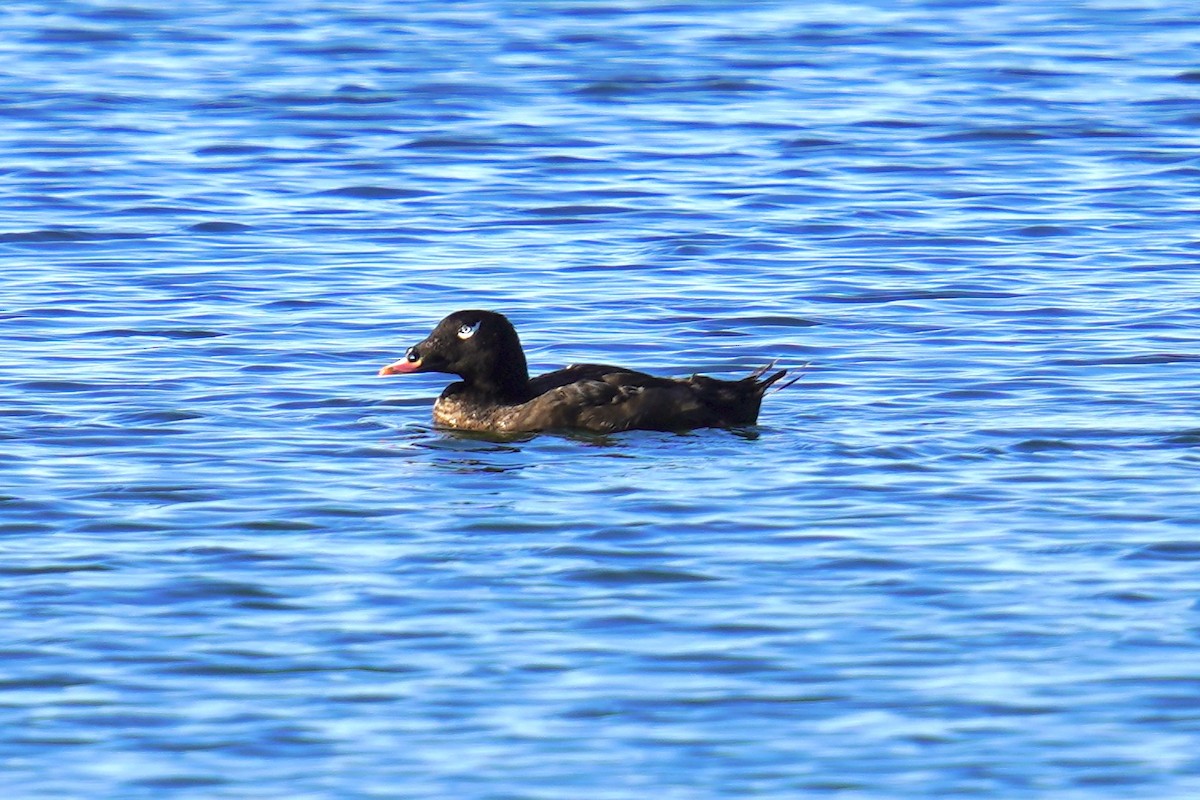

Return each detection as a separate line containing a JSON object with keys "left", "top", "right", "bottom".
{"left": 4, "top": 1, "right": 1200, "bottom": 796}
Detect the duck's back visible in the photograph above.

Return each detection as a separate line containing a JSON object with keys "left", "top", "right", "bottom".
{"left": 504, "top": 364, "right": 783, "bottom": 433}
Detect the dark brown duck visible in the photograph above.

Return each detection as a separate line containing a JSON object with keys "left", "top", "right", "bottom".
{"left": 378, "top": 310, "right": 793, "bottom": 434}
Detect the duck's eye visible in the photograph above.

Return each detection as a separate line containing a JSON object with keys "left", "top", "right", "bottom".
{"left": 405, "top": 347, "right": 420, "bottom": 362}
{"left": 457, "top": 321, "right": 481, "bottom": 340}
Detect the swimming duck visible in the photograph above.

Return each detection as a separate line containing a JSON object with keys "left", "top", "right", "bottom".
{"left": 378, "top": 310, "right": 792, "bottom": 433}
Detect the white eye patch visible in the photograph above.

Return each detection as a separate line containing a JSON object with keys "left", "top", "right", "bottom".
{"left": 457, "top": 320, "right": 481, "bottom": 339}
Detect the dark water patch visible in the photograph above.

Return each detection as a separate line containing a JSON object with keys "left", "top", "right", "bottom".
{"left": 1093, "top": 591, "right": 1160, "bottom": 603}
{"left": 399, "top": 136, "right": 505, "bottom": 151}
{"left": 810, "top": 289, "right": 1017, "bottom": 304}
{"left": 578, "top": 613, "right": 661, "bottom": 630}
{"left": 1122, "top": 542, "right": 1200, "bottom": 561}
{"left": 574, "top": 79, "right": 663, "bottom": 98}
{"left": 995, "top": 66, "right": 1081, "bottom": 79}
{"left": 472, "top": 216, "right": 603, "bottom": 228}
{"left": 259, "top": 298, "right": 338, "bottom": 310}
{"left": 1163, "top": 429, "right": 1200, "bottom": 446}
{"left": 14, "top": 380, "right": 102, "bottom": 392}
{"left": 0, "top": 674, "right": 97, "bottom": 690}
{"left": 194, "top": 144, "right": 274, "bottom": 157}
{"left": 271, "top": 397, "right": 367, "bottom": 410}
{"left": 827, "top": 233, "right": 999, "bottom": 249}
{"left": 526, "top": 204, "right": 632, "bottom": 217}
{"left": 1072, "top": 127, "right": 1140, "bottom": 139}
{"left": 295, "top": 505, "right": 399, "bottom": 519}
{"left": 317, "top": 185, "right": 434, "bottom": 199}
{"left": 781, "top": 137, "right": 843, "bottom": 149}
{"left": 79, "top": 6, "right": 171, "bottom": 22}
{"left": 154, "top": 577, "right": 289, "bottom": 603}
{"left": 238, "top": 364, "right": 296, "bottom": 374}
{"left": 1071, "top": 772, "right": 1162, "bottom": 788}
{"left": 189, "top": 221, "right": 253, "bottom": 233}
{"left": 289, "top": 43, "right": 393, "bottom": 59}
{"left": 69, "top": 520, "right": 175, "bottom": 534}
{"left": 853, "top": 118, "right": 931, "bottom": 129}
{"left": 1014, "top": 225, "right": 1074, "bottom": 237}
{"left": 934, "top": 389, "right": 1011, "bottom": 400}
{"left": 33, "top": 26, "right": 132, "bottom": 44}
{"left": 1011, "top": 437, "right": 1087, "bottom": 453}
{"left": 880, "top": 582, "right": 954, "bottom": 598}
{"left": 224, "top": 519, "right": 325, "bottom": 532}
{"left": 1, "top": 523, "right": 62, "bottom": 535}
{"left": 701, "top": 621, "right": 792, "bottom": 635}
{"left": 161, "top": 660, "right": 330, "bottom": 678}
{"left": 10, "top": 735, "right": 102, "bottom": 748}
{"left": 549, "top": 545, "right": 676, "bottom": 561}
{"left": 129, "top": 776, "right": 230, "bottom": 790}
{"left": 0, "top": 563, "right": 112, "bottom": 576}
{"left": 930, "top": 127, "right": 1051, "bottom": 142}
{"left": 85, "top": 328, "right": 226, "bottom": 339}
{"left": 173, "top": 546, "right": 295, "bottom": 563}
{"left": 1150, "top": 165, "right": 1200, "bottom": 178}
{"left": 654, "top": 651, "right": 783, "bottom": 675}
{"left": 457, "top": 515, "right": 573, "bottom": 533}
{"left": 563, "top": 568, "right": 719, "bottom": 585}
{"left": 848, "top": 163, "right": 961, "bottom": 176}
{"left": 258, "top": 89, "right": 399, "bottom": 107}
{"left": 817, "top": 557, "right": 912, "bottom": 572}
{"left": 718, "top": 315, "right": 819, "bottom": 328}
{"left": 79, "top": 484, "right": 219, "bottom": 503}
{"left": 120, "top": 205, "right": 207, "bottom": 217}
{"left": 569, "top": 187, "right": 663, "bottom": 200}
{"left": 1049, "top": 353, "right": 1200, "bottom": 366}
{"left": 0, "top": 229, "right": 155, "bottom": 243}
{"left": 535, "top": 154, "right": 605, "bottom": 166}
{"left": 699, "top": 78, "right": 772, "bottom": 93}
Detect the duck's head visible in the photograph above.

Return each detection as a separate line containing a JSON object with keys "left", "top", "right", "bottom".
{"left": 379, "top": 309, "right": 530, "bottom": 398}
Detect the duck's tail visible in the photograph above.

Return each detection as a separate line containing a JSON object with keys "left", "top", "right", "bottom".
{"left": 683, "top": 362, "right": 805, "bottom": 426}
{"left": 748, "top": 361, "right": 805, "bottom": 395}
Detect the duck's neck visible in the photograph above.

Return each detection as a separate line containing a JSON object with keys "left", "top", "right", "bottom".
{"left": 466, "top": 353, "right": 531, "bottom": 403}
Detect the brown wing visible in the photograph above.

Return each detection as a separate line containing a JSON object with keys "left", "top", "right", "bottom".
{"left": 517, "top": 364, "right": 791, "bottom": 433}
{"left": 527, "top": 363, "right": 656, "bottom": 394}
{"left": 575, "top": 376, "right": 710, "bottom": 432}
{"left": 513, "top": 371, "right": 706, "bottom": 433}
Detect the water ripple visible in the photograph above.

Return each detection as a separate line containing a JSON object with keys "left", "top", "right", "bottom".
{"left": 3, "top": 1, "right": 1200, "bottom": 798}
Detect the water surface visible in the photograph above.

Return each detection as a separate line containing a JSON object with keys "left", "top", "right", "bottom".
{"left": 4, "top": 1, "right": 1200, "bottom": 797}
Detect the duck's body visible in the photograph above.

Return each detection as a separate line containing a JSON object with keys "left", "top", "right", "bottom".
{"left": 431, "top": 362, "right": 779, "bottom": 433}
{"left": 379, "top": 310, "right": 791, "bottom": 434}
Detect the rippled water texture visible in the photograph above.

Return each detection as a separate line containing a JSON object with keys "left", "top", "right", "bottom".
{"left": 4, "top": 1, "right": 1200, "bottom": 797}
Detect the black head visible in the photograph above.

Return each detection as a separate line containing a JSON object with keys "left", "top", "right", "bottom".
{"left": 378, "top": 310, "right": 530, "bottom": 400}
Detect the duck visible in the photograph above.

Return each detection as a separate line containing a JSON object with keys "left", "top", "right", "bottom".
{"left": 378, "top": 310, "right": 794, "bottom": 434}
